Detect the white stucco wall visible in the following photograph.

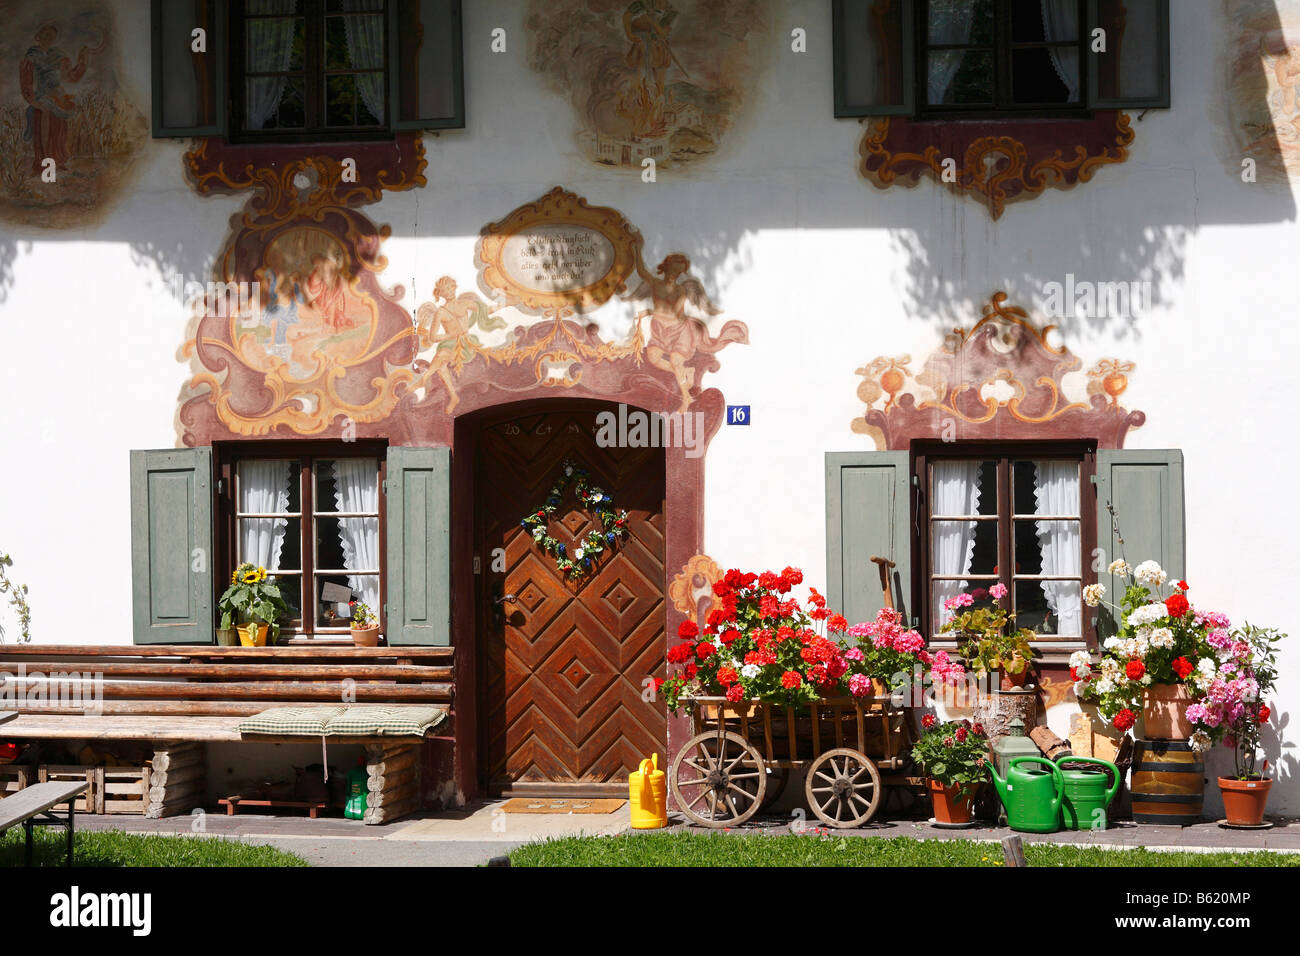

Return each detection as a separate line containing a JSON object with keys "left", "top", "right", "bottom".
{"left": 0, "top": 0, "right": 1297, "bottom": 813}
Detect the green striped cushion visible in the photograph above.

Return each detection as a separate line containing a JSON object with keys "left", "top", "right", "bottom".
{"left": 236, "top": 706, "right": 347, "bottom": 736}
{"left": 322, "top": 706, "right": 446, "bottom": 737}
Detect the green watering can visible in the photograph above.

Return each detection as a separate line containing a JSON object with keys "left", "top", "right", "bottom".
{"left": 1056, "top": 756, "right": 1120, "bottom": 831}
{"left": 988, "top": 755, "right": 1064, "bottom": 833}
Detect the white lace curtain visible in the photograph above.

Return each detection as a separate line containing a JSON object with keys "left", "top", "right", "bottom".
{"left": 332, "top": 459, "right": 380, "bottom": 612}
{"left": 342, "top": 0, "right": 386, "bottom": 123}
{"left": 239, "top": 460, "right": 294, "bottom": 571}
{"left": 1034, "top": 461, "right": 1082, "bottom": 636}
{"left": 1042, "top": 0, "right": 1081, "bottom": 101}
{"left": 244, "top": 0, "right": 300, "bottom": 130}
{"left": 932, "top": 461, "right": 982, "bottom": 628}
{"left": 926, "top": 0, "right": 976, "bottom": 105}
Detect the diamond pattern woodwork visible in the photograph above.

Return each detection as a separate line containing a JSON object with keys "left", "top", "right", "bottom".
{"left": 478, "top": 406, "right": 667, "bottom": 788}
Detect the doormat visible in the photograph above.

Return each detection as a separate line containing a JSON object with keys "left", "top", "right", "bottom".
{"left": 499, "top": 797, "right": 627, "bottom": 814}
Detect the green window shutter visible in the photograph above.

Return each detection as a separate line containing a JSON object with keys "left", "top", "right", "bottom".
{"left": 1087, "top": 0, "right": 1170, "bottom": 109}
{"left": 825, "top": 451, "right": 913, "bottom": 628}
{"left": 151, "top": 0, "right": 228, "bottom": 138}
{"left": 130, "top": 448, "right": 215, "bottom": 645}
{"left": 389, "top": 0, "right": 465, "bottom": 131}
{"left": 833, "top": 0, "right": 914, "bottom": 117}
{"left": 1094, "top": 449, "right": 1185, "bottom": 637}
{"left": 386, "top": 446, "right": 451, "bottom": 645}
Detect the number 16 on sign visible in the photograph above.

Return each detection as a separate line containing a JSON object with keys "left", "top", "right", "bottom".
{"left": 726, "top": 405, "right": 750, "bottom": 425}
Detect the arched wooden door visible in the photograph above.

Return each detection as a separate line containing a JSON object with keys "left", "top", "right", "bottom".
{"left": 475, "top": 402, "right": 667, "bottom": 793}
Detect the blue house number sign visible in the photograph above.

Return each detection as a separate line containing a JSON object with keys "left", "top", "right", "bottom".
{"left": 726, "top": 405, "right": 750, "bottom": 425}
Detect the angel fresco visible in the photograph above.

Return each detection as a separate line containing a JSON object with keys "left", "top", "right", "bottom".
{"left": 624, "top": 253, "right": 736, "bottom": 413}
{"left": 414, "top": 276, "right": 509, "bottom": 413}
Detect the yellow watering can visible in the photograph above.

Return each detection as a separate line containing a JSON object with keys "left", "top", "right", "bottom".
{"left": 629, "top": 753, "right": 668, "bottom": 829}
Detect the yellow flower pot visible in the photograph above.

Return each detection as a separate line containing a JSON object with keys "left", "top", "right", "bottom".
{"left": 238, "top": 623, "right": 268, "bottom": 647}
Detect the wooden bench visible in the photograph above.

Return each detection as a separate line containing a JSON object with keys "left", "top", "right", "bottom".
{"left": 0, "top": 645, "right": 454, "bottom": 823}
{"left": 0, "top": 780, "right": 88, "bottom": 866}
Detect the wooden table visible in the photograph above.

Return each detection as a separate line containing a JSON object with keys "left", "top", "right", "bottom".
{"left": 0, "top": 779, "right": 88, "bottom": 867}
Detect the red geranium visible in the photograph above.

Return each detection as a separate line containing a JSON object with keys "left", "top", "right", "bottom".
{"left": 1112, "top": 708, "right": 1136, "bottom": 732}
{"left": 695, "top": 642, "right": 716, "bottom": 660}
{"left": 827, "top": 614, "right": 848, "bottom": 634}
{"left": 780, "top": 670, "right": 802, "bottom": 689}
{"left": 1175, "top": 580, "right": 1190, "bottom": 592}
{"left": 666, "top": 643, "right": 693, "bottom": 664}
{"left": 716, "top": 666, "right": 738, "bottom": 687}
{"left": 1126, "top": 659, "right": 1145, "bottom": 681}
{"left": 1258, "top": 705, "right": 1271, "bottom": 724}
{"left": 1164, "top": 593, "right": 1190, "bottom": 618}
{"left": 1172, "top": 656, "right": 1194, "bottom": 679}
{"left": 725, "top": 683, "right": 745, "bottom": 703}
{"left": 677, "top": 620, "right": 699, "bottom": 639}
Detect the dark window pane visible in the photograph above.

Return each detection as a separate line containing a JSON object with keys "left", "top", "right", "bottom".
{"left": 835, "top": 0, "right": 909, "bottom": 114}
{"left": 1013, "top": 460, "right": 1080, "bottom": 515}
{"left": 926, "top": 50, "right": 994, "bottom": 105}
{"left": 246, "top": 16, "right": 305, "bottom": 74}
{"left": 1013, "top": 0, "right": 1079, "bottom": 43}
{"left": 245, "top": 75, "right": 306, "bottom": 129}
{"left": 326, "top": 73, "right": 357, "bottom": 126}
{"left": 327, "top": 0, "right": 383, "bottom": 10}
{"left": 1012, "top": 47, "right": 1080, "bottom": 103}
{"left": 1094, "top": 0, "right": 1165, "bottom": 104}
{"left": 1015, "top": 579, "right": 1082, "bottom": 636}
{"left": 928, "top": 0, "right": 995, "bottom": 45}
{"left": 931, "top": 520, "right": 999, "bottom": 576}
{"left": 326, "top": 14, "right": 385, "bottom": 70}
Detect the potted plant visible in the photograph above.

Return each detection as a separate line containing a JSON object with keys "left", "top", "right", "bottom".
{"left": 1184, "top": 623, "right": 1286, "bottom": 826}
{"left": 912, "top": 715, "right": 990, "bottom": 825}
{"left": 1074, "top": 560, "right": 1222, "bottom": 740}
{"left": 349, "top": 600, "right": 381, "bottom": 647}
{"left": 940, "top": 583, "right": 1036, "bottom": 690}
{"left": 844, "top": 606, "right": 930, "bottom": 704}
{"left": 218, "top": 562, "right": 294, "bottom": 647}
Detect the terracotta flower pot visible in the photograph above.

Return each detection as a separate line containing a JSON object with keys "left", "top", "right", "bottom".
{"left": 350, "top": 624, "right": 381, "bottom": 647}
{"left": 1219, "top": 776, "right": 1271, "bottom": 826}
{"left": 928, "top": 777, "right": 975, "bottom": 825}
{"left": 1142, "top": 683, "right": 1193, "bottom": 740}
{"left": 238, "top": 623, "right": 268, "bottom": 647}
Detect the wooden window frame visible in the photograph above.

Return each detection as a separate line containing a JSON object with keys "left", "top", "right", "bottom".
{"left": 914, "top": 0, "right": 1089, "bottom": 120}
{"left": 911, "top": 440, "right": 1098, "bottom": 655}
{"left": 214, "top": 440, "right": 388, "bottom": 642}
{"left": 230, "top": 0, "right": 393, "bottom": 144}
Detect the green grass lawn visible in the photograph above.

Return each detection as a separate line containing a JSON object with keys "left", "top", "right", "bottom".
{"left": 510, "top": 831, "right": 1300, "bottom": 868}
{"left": 0, "top": 828, "right": 309, "bottom": 867}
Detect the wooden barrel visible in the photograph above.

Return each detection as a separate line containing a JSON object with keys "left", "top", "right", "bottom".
{"left": 1130, "top": 738, "right": 1204, "bottom": 825}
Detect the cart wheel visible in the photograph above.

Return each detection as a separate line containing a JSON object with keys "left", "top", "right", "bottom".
{"left": 804, "top": 748, "right": 883, "bottom": 828}
{"left": 760, "top": 766, "right": 789, "bottom": 810}
{"left": 671, "top": 731, "right": 767, "bottom": 828}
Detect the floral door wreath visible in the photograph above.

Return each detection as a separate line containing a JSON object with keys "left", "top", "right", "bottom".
{"left": 519, "top": 459, "right": 630, "bottom": 579}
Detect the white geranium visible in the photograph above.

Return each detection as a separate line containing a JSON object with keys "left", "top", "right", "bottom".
{"left": 1100, "top": 658, "right": 1121, "bottom": 680}
{"left": 1103, "top": 636, "right": 1122, "bottom": 651}
{"left": 1140, "top": 674, "right": 1153, "bottom": 686}
{"left": 1197, "top": 657, "right": 1217, "bottom": 677}
{"left": 1133, "top": 560, "right": 1167, "bottom": 588}
{"left": 1148, "top": 627, "right": 1176, "bottom": 650}
{"left": 1095, "top": 677, "right": 1116, "bottom": 695}
{"left": 1189, "top": 731, "right": 1212, "bottom": 754}
{"left": 1083, "top": 583, "right": 1106, "bottom": 607}
{"left": 740, "top": 663, "right": 760, "bottom": 680}
{"left": 1108, "top": 559, "right": 1131, "bottom": 576}
{"left": 1126, "top": 603, "right": 1167, "bottom": 628}
{"left": 1069, "top": 650, "right": 1093, "bottom": 671}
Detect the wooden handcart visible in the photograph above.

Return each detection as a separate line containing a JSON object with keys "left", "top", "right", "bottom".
{"left": 670, "top": 695, "right": 917, "bottom": 829}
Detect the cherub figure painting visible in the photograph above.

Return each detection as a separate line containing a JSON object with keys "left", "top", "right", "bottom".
{"left": 414, "top": 276, "right": 509, "bottom": 412}
{"left": 624, "top": 253, "right": 740, "bottom": 412}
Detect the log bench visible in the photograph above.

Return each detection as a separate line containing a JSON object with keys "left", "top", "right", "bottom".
{"left": 0, "top": 645, "right": 453, "bottom": 823}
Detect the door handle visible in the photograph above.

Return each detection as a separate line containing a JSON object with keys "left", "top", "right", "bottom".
{"left": 490, "top": 584, "right": 517, "bottom": 630}
{"left": 494, "top": 594, "right": 518, "bottom": 606}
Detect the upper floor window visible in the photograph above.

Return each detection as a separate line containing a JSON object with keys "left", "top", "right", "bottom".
{"left": 833, "top": 0, "right": 1170, "bottom": 119}
{"left": 152, "top": 0, "right": 464, "bottom": 140}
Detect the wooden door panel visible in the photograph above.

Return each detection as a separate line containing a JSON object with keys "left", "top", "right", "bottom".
{"left": 477, "top": 404, "right": 667, "bottom": 789}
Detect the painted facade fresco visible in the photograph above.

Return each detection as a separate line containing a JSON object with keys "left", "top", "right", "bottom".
{"left": 1222, "top": 0, "right": 1300, "bottom": 184}
{"left": 859, "top": 113, "right": 1135, "bottom": 220}
{"left": 179, "top": 170, "right": 748, "bottom": 443}
{"left": 0, "top": 0, "right": 145, "bottom": 227}
{"left": 526, "top": 0, "right": 771, "bottom": 169}
{"left": 850, "top": 293, "right": 1144, "bottom": 448}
